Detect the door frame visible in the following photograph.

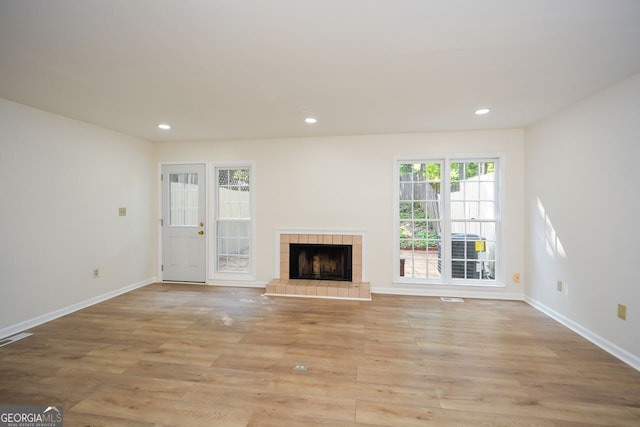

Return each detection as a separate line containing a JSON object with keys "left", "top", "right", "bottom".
{"left": 158, "top": 161, "right": 208, "bottom": 282}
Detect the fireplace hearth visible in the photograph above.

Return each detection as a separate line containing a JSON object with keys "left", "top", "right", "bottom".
{"left": 289, "top": 243, "right": 352, "bottom": 281}
{"left": 267, "top": 231, "right": 369, "bottom": 300}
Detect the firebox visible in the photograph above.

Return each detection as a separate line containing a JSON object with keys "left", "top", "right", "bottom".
{"left": 289, "top": 244, "right": 352, "bottom": 281}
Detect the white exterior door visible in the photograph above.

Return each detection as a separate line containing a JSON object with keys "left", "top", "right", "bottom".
{"left": 161, "top": 164, "right": 206, "bottom": 282}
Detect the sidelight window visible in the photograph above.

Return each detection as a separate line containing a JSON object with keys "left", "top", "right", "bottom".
{"left": 214, "top": 166, "right": 253, "bottom": 275}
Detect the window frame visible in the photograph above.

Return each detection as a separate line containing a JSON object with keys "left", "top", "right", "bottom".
{"left": 393, "top": 155, "right": 504, "bottom": 286}
{"left": 209, "top": 161, "right": 256, "bottom": 281}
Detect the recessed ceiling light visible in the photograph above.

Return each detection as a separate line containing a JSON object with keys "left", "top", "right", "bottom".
{"left": 304, "top": 117, "right": 317, "bottom": 124}
{"left": 158, "top": 123, "right": 171, "bottom": 130}
{"left": 474, "top": 108, "right": 491, "bottom": 115}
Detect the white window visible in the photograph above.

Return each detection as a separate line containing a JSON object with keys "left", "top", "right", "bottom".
{"left": 212, "top": 165, "right": 253, "bottom": 278}
{"left": 395, "top": 157, "right": 500, "bottom": 285}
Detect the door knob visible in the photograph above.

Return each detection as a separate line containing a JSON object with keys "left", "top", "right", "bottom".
{"left": 198, "top": 230, "right": 204, "bottom": 235}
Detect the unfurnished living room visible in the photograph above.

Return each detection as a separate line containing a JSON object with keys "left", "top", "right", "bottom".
{"left": 1, "top": 1, "right": 639, "bottom": 425}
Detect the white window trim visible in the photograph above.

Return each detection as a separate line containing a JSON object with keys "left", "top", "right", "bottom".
{"left": 208, "top": 161, "right": 256, "bottom": 282}
{"left": 393, "top": 154, "right": 505, "bottom": 287}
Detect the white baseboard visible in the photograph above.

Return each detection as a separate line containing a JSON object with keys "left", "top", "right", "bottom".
{"left": 0, "top": 277, "right": 156, "bottom": 339}
{"left": 160, "top": 281, "right": 267, "bottom": 288}
{"left": 374, "top": 286, "right": 524, "bottom": 301}
{"left": 206, "top": 280, "right": 267, "bottom": 288}
{"left": 525, "top": 296, "right": 640, "bottom": 371}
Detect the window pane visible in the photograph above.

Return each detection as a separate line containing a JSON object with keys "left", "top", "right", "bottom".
{"left": 217, "top": 220, "right": 251, "bottom": 272}
{"left": 399, "top": 183, "right": 412, "bottom": 200}
{"left": 466, "top": 202, "right": 479, "bottom": 219}
{"left": 464, "top": 182, "right": 480, "bottom": 200}
{"left": 238, "top": 201, "right": 251, "bottom": 219}
{"left": 218, "top": 169, "right": 228, "bottom": 186}
{"left": 428, "top": 220, "right": 442, "bottom": 237}
{"left": 480, "top": 222, "right": 496, "bottom": 241}
{"left": 413, "top": 220, "right": 427, "bottom": 239}
{"left": 411, "top": 202, "right": 426, "bottom": 219}
{"left": 466, "top": 222, "right": 482, "bottom": 236}
{"left": 400, "top": 220, "right": 413, "bottom": 239}
{"left": 450, "top": 162, "right": 461, "bottom": 181}
{"left": 464, "top": 162, "right": 479, "bottom": 179}
{"left": 426, "top": 182, "right": 440, "bottom": 201}
{"left": 411, "top": 251, "right": 427, "bottom": 279}
{"left": 412, "top": 182, "right": 426, "bottom": 200}
{"left": 169, "top": 173, "right": 198, "bottom": 226}
{"left": 478, "top": 201, "right": 495, "bottom": 219}
{"left": 451, "top": 220, "right": 465, "bottom": 234}
{"left": 400, "top": 201, "right": 412, "bottom": 218}
{"left": 399, "top": 164, "right": 415, "bottom": 181}
{"left": 450, "top": 201, "right": 465, "bottom": 220}
{"left": 484, "top": 241, "right": 497, "bottom": 261}
{"left": 478, "top": 162, "right": 495, "bottom": 180}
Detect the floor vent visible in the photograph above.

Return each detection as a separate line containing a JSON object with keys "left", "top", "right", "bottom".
{"left": 440, "top": 297, "right": 464, "bottom": 302}
{"left": 292, "top": 364, "right": 308, "bottom": 371}
{"left": 0, "top": 332, "right": 33, "bottom": 348}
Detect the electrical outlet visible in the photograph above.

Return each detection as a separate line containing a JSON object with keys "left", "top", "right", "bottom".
{"left": 618, "top": 304, "right": 627, "bottom": 320}
{"left": 118, "top": 207, "right": 127, "bottom": 216}
{"left": 513, "top": 273, "right": 521, "bottom": 283}
{"left": 93, "top": 268, "right": 100, "bottom": 279}
{"left": 557, "top": 280, "right": 563, "bottom": 291}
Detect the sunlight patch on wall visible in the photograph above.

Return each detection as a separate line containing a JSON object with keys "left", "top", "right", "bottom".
{"left": 536, "top": 197, "right": 570, "bottom": 298}
{"left": 537, "top": 197, "right": 567, "bottom": 260}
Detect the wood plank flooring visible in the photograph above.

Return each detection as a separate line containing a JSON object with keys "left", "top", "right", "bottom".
{"left": 1, "top": 283, "right": 639, "bottom": 426}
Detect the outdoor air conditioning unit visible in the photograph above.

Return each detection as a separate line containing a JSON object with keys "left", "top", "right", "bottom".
{"left": 438, "top": 233, "right": 484, "bottom": 279}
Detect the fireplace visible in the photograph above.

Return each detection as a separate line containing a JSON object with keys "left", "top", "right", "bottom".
{"left": 277, "top": 232, "right": 364, "bottom": 283}
{"left": 289, "top": 244, "right": 352, "bottom": 281}
{"left": 268, "top": 231, "right": 369, "bottom": 300}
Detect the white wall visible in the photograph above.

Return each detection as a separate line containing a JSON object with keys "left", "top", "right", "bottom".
{"left": 525, "top": 73, "right": 640, "bottom": 365}
{"left": 0, "top": 99, "right": 156, "bottom": 333}
{"left": 155, "top": 129, "right": 525, "bottom": 298}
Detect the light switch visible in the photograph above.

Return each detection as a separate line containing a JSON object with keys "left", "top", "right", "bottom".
{"left": 119, "top": 207, "right": 127, "bottom": 216}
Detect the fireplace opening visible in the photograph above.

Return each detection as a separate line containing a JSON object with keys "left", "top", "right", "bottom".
{"left": 289, "top": 243, "right": 352, "bottom": 281}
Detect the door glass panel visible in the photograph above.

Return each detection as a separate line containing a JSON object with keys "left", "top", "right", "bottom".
{"left": 169, "top": 173, "right": 199, "bottom": 226}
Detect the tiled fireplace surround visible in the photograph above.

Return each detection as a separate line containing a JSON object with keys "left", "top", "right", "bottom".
{"left": 265, "top": 231, "right": 371, "bottom": 300}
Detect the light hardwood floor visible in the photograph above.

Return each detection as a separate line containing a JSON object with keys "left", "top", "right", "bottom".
{"left": 1, "top": 283, "right": 639, "bottom": 426}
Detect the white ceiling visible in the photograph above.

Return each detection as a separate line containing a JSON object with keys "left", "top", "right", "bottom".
{"left": 1, "top": 0, "right": 640, "bottom": 142}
